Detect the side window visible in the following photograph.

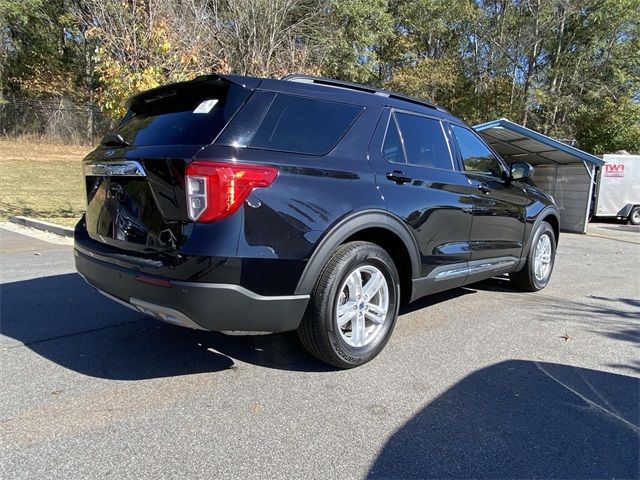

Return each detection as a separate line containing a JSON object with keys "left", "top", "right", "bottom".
{"left": 394, "top": 113, "right": 453, "bottom": 170}
{"left": 451, "top": 125, "right": 504, "bottom": 177}
{"left": 382, "top": 116, "right": 406, "bottom": 164}
{"left": 249, "top": 94, "right": 362, "bottom": 155}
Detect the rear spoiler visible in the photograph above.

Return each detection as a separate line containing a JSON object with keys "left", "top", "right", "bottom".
{"left": 196, "top": 74, "right": 261, "bottom": 90}
{"left": 124, "top": 74, "right": 261, "bottom": 112}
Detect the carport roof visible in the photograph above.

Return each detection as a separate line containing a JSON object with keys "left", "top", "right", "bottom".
{"left": 474, "top": 118, "right": 604, "bottom": 166}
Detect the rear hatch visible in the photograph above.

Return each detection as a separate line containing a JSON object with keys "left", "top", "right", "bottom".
{"left": 82, "top": 76, "right": 253, "bottom": 254}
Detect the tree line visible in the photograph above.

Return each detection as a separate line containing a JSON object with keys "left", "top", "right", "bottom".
{"left": 1, "top": 0, "right": 638, "bottom": 153}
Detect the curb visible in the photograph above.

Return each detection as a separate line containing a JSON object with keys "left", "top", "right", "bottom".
{"left": 9, "top": 216, "right": 74, "bottom": 238}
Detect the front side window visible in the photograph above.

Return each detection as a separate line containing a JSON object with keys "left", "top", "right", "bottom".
{"left": 451, "top": 125, "right": 504, "bottom": 177}
{"left": 249, "top": 94, "right": 362, "bottom": 155}
{"left": 391, "top": 113, "right": 453, "bottom": 170}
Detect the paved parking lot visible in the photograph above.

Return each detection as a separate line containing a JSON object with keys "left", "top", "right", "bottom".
{"left": 1, "top": 223, "right": 638, "bottom": 479}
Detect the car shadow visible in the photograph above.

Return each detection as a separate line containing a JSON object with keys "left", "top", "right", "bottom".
{"left": 0, "top": 273, "right": 334, "bottom": 377}
{"left": 466, "top": 274, "right": 514, "bottom": 293}
{"left": 1, "top": 272, "right": 469, "bottom": 379}
{"left": 399, "top": 287, "right": 476, "bottom": 315}
{"left": 368, "top": 360, "right": 639, "bottom": 479}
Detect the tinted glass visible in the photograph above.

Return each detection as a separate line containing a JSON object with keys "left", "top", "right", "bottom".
{"left": 249, "top": 94, "right": 362, "bottom": 155}
{"left": 382, "top": 117, "right": 406, "bottom": 164}
{"left": 452, "top": 125, "right": 504, "bottom": 177}
{"left": 216, "top": 91, "right": 277, "bottom": 147}
{"left": 394, "top": 113, "right": 452, "bottom": 169}
{"left": 115, "top": 81, "right": 249, "bottom": 146}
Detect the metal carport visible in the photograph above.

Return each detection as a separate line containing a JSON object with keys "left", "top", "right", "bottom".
{"left": 474, "top": 118, "right": 605, "bottom": 234}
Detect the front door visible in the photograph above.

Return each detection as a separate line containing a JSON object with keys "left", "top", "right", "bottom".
{"left": 448, "top": 124, "right": 528, "bottom": 282}
{"left": 369, "top": 109, "right": 477, "bottom": 296}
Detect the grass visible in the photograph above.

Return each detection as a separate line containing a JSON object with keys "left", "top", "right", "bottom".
{"left": 0, "top": 138, "right": 91, "bottom": 227}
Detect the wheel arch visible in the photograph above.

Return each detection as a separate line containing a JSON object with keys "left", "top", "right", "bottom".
{"left": 520, "top": 205, "right": 560, "bottom": 264}
{"left": 541, "top": 211, "right": 560, "bottom": 245}
{"left": 294, "top": 210, "right": 421, "bottom": 300}
{"left": 626, "top": 204, "right": 640, "bottom": 223}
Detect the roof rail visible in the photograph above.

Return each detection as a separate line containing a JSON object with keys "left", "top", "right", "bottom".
{"left": 282, "top": 74, "right": 441, "bottom": 111}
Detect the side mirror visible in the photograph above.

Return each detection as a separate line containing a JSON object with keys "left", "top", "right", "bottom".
{"left": 510, "top": 162, "right": 534, "bottom": 181}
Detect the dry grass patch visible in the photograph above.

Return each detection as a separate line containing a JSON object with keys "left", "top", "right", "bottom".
{"left": 0, "top": 138, "right": 91, "bottom": 227}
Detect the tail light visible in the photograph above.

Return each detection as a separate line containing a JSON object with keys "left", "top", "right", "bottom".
{"left": 185, "top": 161, "right": 278, "bottom": 222}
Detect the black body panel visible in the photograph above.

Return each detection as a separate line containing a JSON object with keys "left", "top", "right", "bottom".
{"left": 75, "top": 73, "right": 559, "bottom": 333}
{"left": 75, "top": 248, "right": 308, "bottom": 332}
{"left": 83, "top": 146, "right": 196, "bottom": 253}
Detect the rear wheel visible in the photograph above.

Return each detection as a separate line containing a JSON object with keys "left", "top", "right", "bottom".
{"left": 297, "top": 241, "right": 400, "bottom": 369}
{"left": 509, "top": 221, "right": 556, "bottom": 292}
{"left": 628, "top": 206, "right": 640, "bottom": 226}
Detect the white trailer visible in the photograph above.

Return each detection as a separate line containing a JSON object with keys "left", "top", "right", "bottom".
{"left": 594, "top": 154, "right": 640, "bottom": 225}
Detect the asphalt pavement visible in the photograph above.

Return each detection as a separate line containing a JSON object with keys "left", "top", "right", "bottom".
{"left": 1, "top": 223, "right": 638, "bottom": 479}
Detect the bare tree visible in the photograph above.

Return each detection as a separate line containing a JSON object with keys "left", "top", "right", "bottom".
{"left": 207, "top": 0, "right": 327, "bottom": 77}
{"left": 78, "top": 0, "right": 326, "bottom": 78}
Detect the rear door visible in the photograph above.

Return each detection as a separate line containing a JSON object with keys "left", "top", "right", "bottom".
{"left": 448, "top": 124, "right": 528, "bottom": 280}
{"left": 369, "top": 109, "right": 476, "bottom": 295}
{"left": 82, "top": 77, "right": 252, "bottom": 253}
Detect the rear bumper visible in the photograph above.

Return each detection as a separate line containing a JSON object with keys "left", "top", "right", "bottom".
{"left": 75, "top": 248, "right": 309, "bottom": 332}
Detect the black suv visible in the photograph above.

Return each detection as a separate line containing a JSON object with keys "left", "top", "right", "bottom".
{"left": 75, "top": 74, "right": 559, "bottom": 368}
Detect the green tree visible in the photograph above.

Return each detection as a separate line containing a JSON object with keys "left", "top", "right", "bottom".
{"left": 1, "top": 0, "right": 638, "bottom": 151}
{"left": 0, "top": 0, "right": 81, "bottom": 98}
{"left": 322, "top": 0, "right": 394, "bottom": 84}
{"left": 574, "top": 96, "right": 640, "bottom": 153}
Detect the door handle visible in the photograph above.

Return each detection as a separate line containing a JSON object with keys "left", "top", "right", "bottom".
{"left": 477, "top": 183, "right": 492, "bottom": 194}
{"left": 386, "top": 171, "right": 412, "bottom": 185}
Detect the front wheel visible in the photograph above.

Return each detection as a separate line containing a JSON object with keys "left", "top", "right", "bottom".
{"left": 509, "top": 221, "right": 556, "bottom": 292}
{"left": 297, "top": 241, "right": 400, "bottom": 369}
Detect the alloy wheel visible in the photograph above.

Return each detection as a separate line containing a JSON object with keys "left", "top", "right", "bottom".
{"left": 534, "top": 234, "right": 552, "bottom": 281}
{"left": 335, "top": 265, "right": 389, "bottom": 348}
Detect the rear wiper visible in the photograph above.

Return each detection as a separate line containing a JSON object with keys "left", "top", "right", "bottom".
{"left": 101, "top": 133, "right": 130, "bottom": 147}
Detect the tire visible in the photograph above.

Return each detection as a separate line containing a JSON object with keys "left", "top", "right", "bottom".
{"left": 509, "top": 221, "right": 556, "bottom": 292}
{"left": 297, "top": 241, "right": 400, "bottom": 369}
{"left": 628, "top": 206, "right": 640, "bottom": 226}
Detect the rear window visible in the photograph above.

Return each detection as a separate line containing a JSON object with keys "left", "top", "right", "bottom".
{"left": 114, "top": 80, "right": 250, "bottom": 146}
{"left": 248, "top": 94, "right": 363, "bottom": 155}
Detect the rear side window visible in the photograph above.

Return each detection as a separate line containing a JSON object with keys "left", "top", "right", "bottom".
{"left": 115, "top": 80, "right": 250, "bottom": 146}
{"left": 249, "top": 94, "right": 362, "bottom": 155}
{"left": 385, "top": 112, "right": 453, "bottom": 170}
{"left": 451, "top": 125, "right": 504, "bottom": 177}
{"left": 382, "top": 117, "right": 406, "bottom": 164}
